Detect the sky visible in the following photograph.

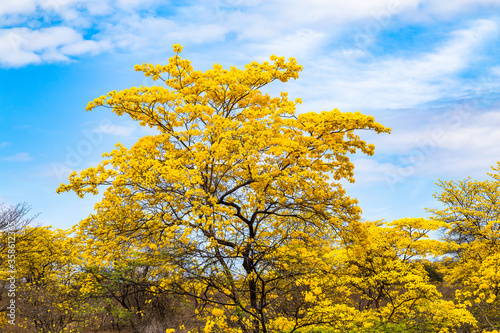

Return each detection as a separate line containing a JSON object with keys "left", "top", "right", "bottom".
{"left": 1, "top": 0, "right": 500, "bottom": 229}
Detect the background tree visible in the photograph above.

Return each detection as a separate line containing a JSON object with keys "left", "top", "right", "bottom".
{"left": 57, "top": 44, "right": 390, "bottom": 333}
{"left": 429, "top": 162, "right": 500, "bottom": 332}
{"left": 0, "top": 202, "right": 39, "bottom": 330}
{"left": 0, "top": 227, "right": 83, "bottom": 332}
{"left": 0, "top": 225, "right": 118, "bottom": 332}
{"left": 0, "top": 202, "right": 38, "bottom": 254}
{"left": 81, "top": 255, "right": 194, "bottom": 333}
{"left": 339, "top": 218, "right": 475, "bottom": 332}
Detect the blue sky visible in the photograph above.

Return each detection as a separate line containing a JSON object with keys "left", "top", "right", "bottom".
{"left": 1, "top": 0, "right": 500, "bottom": 228}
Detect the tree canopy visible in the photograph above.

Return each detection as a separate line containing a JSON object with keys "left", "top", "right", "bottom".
{"left": 56, "top": 44, "right": 393, "bottom": 332}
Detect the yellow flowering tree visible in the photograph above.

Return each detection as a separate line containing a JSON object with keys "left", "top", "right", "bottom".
{"left": 79, "top": 253, "right": 190, "bottom": 332}
{"left": 0, "top": 225, "right": 120, "bottom": 332}
{"left": 0, "top": 227, "right": 81, "bottom": 332}
{"left": 0, "top": 202, "right": 38, "bottom": 330}
{"left": 339, "top": 218, "right": 476, "bottom": 332}
{"left": 430, "top": 162, "right": 500, "bottom": 331}
{"left": 57, "top": 44, "right": 391, "bottom": 332}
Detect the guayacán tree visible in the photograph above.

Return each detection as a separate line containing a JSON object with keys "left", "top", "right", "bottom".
{"left": 1, "top": 225, "right": 145, "bottom": 332}
{"left": 430, "top": 162, "right": 500, "bottom": 332}
{"left": 0, "top": 227, "right": 81, "bottom": 332}
{"left": 57, "top": 44, "right": 391, "bottom": 332}
{"left": 339, "top": 218, "right": 475, "bottom": 332}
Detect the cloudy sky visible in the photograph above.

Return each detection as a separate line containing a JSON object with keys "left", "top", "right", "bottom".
{"left": 1, "top": 0, "right": 500, "bottom": 228}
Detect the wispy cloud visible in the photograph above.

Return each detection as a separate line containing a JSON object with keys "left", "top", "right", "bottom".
{"left": 95, "top": 123, "right": 135, "bottom": 136}
{"left": 349, "top": 108, "right": 500, "bottom": 188}
{"left": 4, "top": 152, "right": 33, "bottom": 162}
{"left": 249, "top": 29, "right": 327, "bottom": 60}
{"left": 0, "top": 26, "right": 110, "bottom": 67}
{"left": 288, "top": 19, "right": 499, "bottom": 112}
{"left": 1, "top": 0, "right": 499, "bottom": 68}
{"left": 0, "top": 142, "right": 10, "bottom": 148}
{"left": 405, "top": 0, "right": 500, "bottom": 21}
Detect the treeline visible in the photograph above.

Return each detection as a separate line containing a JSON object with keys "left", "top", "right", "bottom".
{"left": 1, "top": 168, "right": 500, "bottom": 332}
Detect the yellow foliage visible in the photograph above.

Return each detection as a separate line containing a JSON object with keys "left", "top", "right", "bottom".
{"left": 57, "top": 44, "right": 392, "bottom": 332}
{"left": 430, "top": 167, "right": 500, "bottom": 331}
{"left": 53, "top": 44, "right": 475, "bottom": 332}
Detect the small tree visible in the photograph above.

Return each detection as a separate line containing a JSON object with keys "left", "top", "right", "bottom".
{"left": 81, "top": 258, "right": 192, "bottom": 333}
{"left": 340, "top": 218, "right": 475, "bottom": 332}
{"left": 430, "top": 162, "right": 500, "bottom": 331}
{"left": 0, "top": 202, "right": 38, "bottom": 330}
{"left": 0, "top": 227, "right": 83, "bottom": 332}
{"left": 0, "top": 202, "right": 38, "bottom": 254}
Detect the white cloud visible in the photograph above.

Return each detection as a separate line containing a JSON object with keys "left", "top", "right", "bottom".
{"left": 97, "top": 15, "right": 228, "bottom": 53}
{"left": 255, "top": 0, "right": 500, "bottom": 27}
{"left": 372, "top": 108, "right": 500, "bottom": 153}
{"left": 115, "top": 0, "right": 162, "bottom": 11}
{"left": 0, "top": 0, "right": 38, "bottom": 16}
{"left": 349, "top": 157, "right": 401, "bottom": 184}
{"left": 95, "top": 124, "right": 135, "bottom": 136}
{"left": 264, "top": 0, "right": 413, "bottom": 26}
{"left": 0, "top": 26, "right": 110, "bottom": 67}
{"left": 292, "top": 19, "right": 499, "bottom": 111}
{"left": 0, "top": 30, "right": 41, "bottom": 66}
{"left": 349, "top": 109, "right": 500, "bottom": 187}
{"left": 84, "top": 1, "right": 113, "bottom": 16}
{"left": 24, "top": 26, "right": 80, "bottom": 50}
{"left": 491, "top": 66, "right": 500, "bottom": 77}
{"left": 413, "top": 0, "right": 500, "bottom": 20}
{"left": 0, "top": 0, "right": 499, "bottom": 69}
{"left": 249, "top": 29, "right": 327, "bottom": 60}
{"left": 60, "top": 39, "right": 111, "bottom": 55}
{"left": 0, "top": 0, "right": 494, "bottom": 25}
{"left": 4, "top": 152, "right": 33, "bottom": 162}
